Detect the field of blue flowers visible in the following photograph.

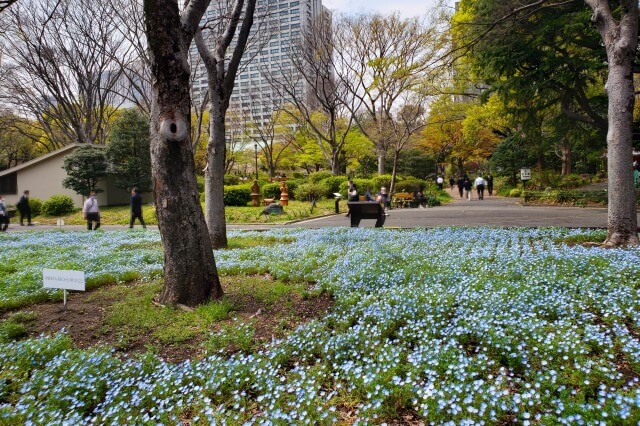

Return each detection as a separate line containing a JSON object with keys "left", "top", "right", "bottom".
{"left": 1, "top": 227, "right": 640, "bottom": 424}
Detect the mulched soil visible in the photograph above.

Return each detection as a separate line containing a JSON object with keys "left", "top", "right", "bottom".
{"left": 4, "top": 279, "right": 333, "bottom": 363}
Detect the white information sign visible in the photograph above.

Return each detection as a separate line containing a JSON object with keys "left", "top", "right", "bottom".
{"left": 43, "top": 269, "right": 85, "bottom": 291}
{"left": 520, "top": 168, "right": 532, "bottom": 181}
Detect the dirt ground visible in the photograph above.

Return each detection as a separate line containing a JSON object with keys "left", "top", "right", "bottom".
{"left": 6, "top": 280, "right": 333, "bottom": 363}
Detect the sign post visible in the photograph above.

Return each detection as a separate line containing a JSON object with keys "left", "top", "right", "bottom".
{"left": 520, "top": 168, "right": 531, "bottom": 192}
{"left": 43, "top": 269, "right": 85, "bottom": 309}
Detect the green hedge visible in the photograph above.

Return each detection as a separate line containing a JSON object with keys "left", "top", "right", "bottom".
{"left": 223, "top": 185, "right": 251, "bottom": 206}
{"left": 295, "top": 183, "right": 327, "bottom": 201}
{"left": 42, "top": 195, "right": 75, "bottom": 216}
{"left": 28, "top": 198, "right": 43, "bottom": 217}
{"left": 320, "top": 176, "right": 347, "bottom": 198}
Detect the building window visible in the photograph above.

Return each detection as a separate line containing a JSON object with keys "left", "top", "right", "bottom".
{"left": 0, "top": 172, "right": 17, "bottom": 195}
{"left": 280, "top": 9, "right": 288, "bottom": 15}
{"left": 291, "top": 8, "right": 299, "bottom": 13}
{"left": 291, "top": 15, "right": 300, "bottom": 21}
{"left": 271, "top": 48, "right": 280, "bottom": 53}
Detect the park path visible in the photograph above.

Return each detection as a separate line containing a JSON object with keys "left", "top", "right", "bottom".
{"left": 5, "top": 186, "right": 636, "bottom": 232}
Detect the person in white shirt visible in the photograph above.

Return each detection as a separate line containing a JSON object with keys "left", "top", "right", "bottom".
{"left": 436, "top": 176, "right": 444, "bottom": 190}
{"left": 82, "top": 191, "right": 100, "bottom": 231}
{"left": 474, "top": 175, "right": 486, "bottom": 200}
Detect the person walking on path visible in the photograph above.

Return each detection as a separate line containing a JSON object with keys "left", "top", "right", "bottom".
{"left": 456, "top": 176, "right": 464, "bottom": 199}
{"left": 129, "top": 188, "right": 146, "bottom": 229}
{"left": 463, "top": 176, "right": 472, "bottom": 201}
{"left": 436, "top": 176, "right": 444, "bottom": 190}
{"left": 17, "top": 190, "right": 32, "bottom": 226}
{"left": 474, "top": 175, "right": 486, "bottom": 200}
{"left": 82, "top": 191, "right": 100, "bottom": 231}
{"left": 449, "top": 176, "right": 455, "bottom": 190}
{"left": 0, "top": 196, "right": 8, "bottom": 231}
{"left": 487, "top": 174, "right": 494, "bottom": 196}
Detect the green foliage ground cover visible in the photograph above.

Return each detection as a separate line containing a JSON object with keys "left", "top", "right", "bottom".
{"left": 1, "top": 228, "right": 639, "bottom": 423}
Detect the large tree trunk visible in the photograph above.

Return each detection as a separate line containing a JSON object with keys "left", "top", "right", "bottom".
{"left": 144, "top": 0, "right": 222, "bottom": 306}
{"left": 585, "top": 0, "right": 639, "bottom": 246}
{"left": 205, "top": 93, "right": 228, "bottom": 249}
{"left": 604, "top": 61, "right": 638, "bottom": 246}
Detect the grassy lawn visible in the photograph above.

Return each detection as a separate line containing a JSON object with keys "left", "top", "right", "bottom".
{"left": 33, "top": 198, "right": 339, "bottom": 225}
{"left": 1, "top": 227, "right": 640, "bottom": 424}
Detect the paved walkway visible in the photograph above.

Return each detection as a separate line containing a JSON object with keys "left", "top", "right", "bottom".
{"left": 294, "top": 188, "right": 631, "bottom": 229}
{"left": 4, "top": 189, "right": 637, "bottom": 232}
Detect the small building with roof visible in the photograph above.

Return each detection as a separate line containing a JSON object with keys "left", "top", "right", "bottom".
{"left": 0, "top": 143, "right": 137, "bottom": 208}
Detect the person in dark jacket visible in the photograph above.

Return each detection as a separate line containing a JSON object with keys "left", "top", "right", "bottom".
{"left": 17, "top": 190, "right": 32, "bottom": 226}
{"left": 129, "top": 188, "right": 146, "bottom": 229}
{"left": 456, "top": 177, "right": 464, "bottom": 199}
{"left": 487, "top": 174, "right": 494, "bottom": 196}
{"left": 463, "top": 176, "right": 472, "bottom": 201}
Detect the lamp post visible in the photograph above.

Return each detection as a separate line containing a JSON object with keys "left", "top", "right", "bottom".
{"left": 254, "top": 143, "right": 258, "bottom": 181}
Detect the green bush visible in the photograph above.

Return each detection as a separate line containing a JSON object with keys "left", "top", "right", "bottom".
{"left": 28, "top": 197, "right": 43, "bottom": 217}
{"left": 223, "top": 185, "right": 251, "bottom": 206}
{"left": 261, "top": 183, "right": 281, "bottom": 199}
{"left": 395, "top": 177, "right": 426, "bottom": 192}
{"left": 509, "top": 188, "right": 523, "bottom": 197}
{"left": 320, "top": 176, "right": 347, "bottom": 198}
{"left": 223, "top": 174, "right": 240, "bottom": 186}
{"left": 295, "top": 183, "right": 327, "bottom": 201}
{"left": 560, "top": 174, "right": 590, "bottom": 189}
{"left": 423, "top": 193, "right": 441, "bottom": 207}
{"left": 371, "top": 175, "right": 393, "bottom": 191}
{"left": 42, "top": 195, "right": 76, "bottom": 216}
{"left": 308, "top": 171, "right": 332, "bottom": 183}
{"left": 338, "top": 178, "right": 373, "bottom": 198}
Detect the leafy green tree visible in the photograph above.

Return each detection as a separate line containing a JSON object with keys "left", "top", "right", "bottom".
{"left": 106, "top": 109, "right": 152, "bottom": 192}
{"left": 62, "top": 145, "right": 108, "bottom": 196}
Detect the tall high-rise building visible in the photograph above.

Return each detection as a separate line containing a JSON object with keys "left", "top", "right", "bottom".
{"left": 191, "top": 0, "right": 331, "bottom": 136}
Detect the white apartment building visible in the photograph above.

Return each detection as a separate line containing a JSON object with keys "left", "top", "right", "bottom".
{"left": 191, "top": 0, "right": 331, "bottom": 135}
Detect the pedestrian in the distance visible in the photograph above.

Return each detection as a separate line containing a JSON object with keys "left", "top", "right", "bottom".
{"left": 129, "top": 188, "right": 146, "bottom": 229}
{"left": 17, "top": 190, "right": 32, "bottom": 226}
{"left": 456, "top": 176, "right": 465, "bottom": 199}
{"left": 377, "top": 186, "right": 390, "bottom": 210}
{"left": 474, "top": 175, "right": 486, "bottom": 200}
{"left": 83, "top": 191, "right": 100, "bottom": 231}
{"left": 487, "top": 174, "right": 494, "bottom": 196}
{"left": 436, "top": 176, "right": 444, "bottom": 190}
{"left": 449, "top": 176, "right": 455, "bottom": 190}
{"left": 0, "top": 195, "right": 8, "bottom": 231}
{"left": 463, "top": 176, "right": 472, "bottom": 201}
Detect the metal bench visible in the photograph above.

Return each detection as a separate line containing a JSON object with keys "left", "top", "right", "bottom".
{"left": 347, "top": 202, "right": 386, "bottom": 228}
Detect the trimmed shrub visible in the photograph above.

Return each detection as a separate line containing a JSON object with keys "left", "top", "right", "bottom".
{"left": 295, "top": 183, "right": 327, "bottom": 201}
{"left": 223, "top": 174, "right": 240, "bottom": 186}
{"left": 395, "top": 177, "right": 426, "bottom": 192}
{"left": 28, "top": 197, "right": 43, "bottom": 217}
{"left": 320, "top": 176, "right": 347, "bottom": 198}
{"left": 42, "top": 195, "right": 75, "bottom": 216}
{"left": 223, "top": 185, "right": 251, "bottom": 206}
{"left": 261, "top": 183, "right": 281, "bottom": 199}
{"left": 371, "top": 175, "right": 393, "bottom": 192}
{"left": 308, "top": 171, "right": 332, "bottom": 183}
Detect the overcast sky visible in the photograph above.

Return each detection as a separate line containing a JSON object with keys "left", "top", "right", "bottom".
{"left": 323, "top": 0, "right": 456, "bottom": 18}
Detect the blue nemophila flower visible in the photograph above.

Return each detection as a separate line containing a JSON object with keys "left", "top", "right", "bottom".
{"left": 1, "top": 228, "right": 639, "bottom": 423}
